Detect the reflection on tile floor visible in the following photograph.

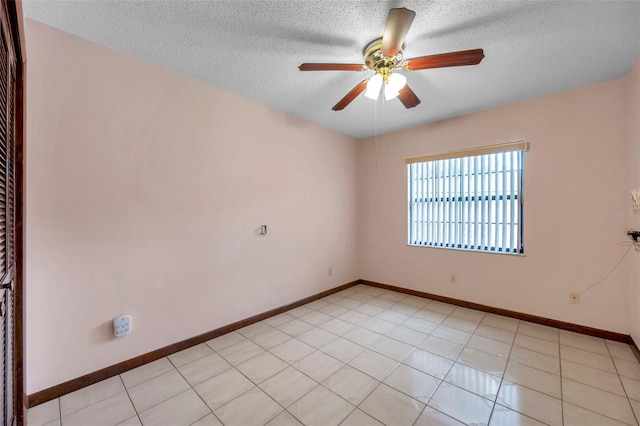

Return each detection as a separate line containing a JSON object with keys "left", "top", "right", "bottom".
{"left": 28, "top": 284, "right": 640, "bottom": 425}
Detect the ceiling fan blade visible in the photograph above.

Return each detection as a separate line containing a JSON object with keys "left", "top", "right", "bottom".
{"left": 298, "top": 63, "right": 365, "bottom": 71}
{"left": 403, "top": 49, "right": 485, "bottom": 71}
{"left": 397, "top": 85, "right": 421, "bottom": 109}
{"left": 381, "top": 8, "right": 416, "bottom": 57}
{"left": 332, "top": 80, "right": 368, "bottom": 111}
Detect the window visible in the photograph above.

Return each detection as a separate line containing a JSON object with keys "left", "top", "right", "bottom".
{"left": 407, "top": 141, "right": 528, "bottom": 254}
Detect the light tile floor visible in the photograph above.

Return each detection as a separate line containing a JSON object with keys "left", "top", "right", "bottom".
{"left": 28, "top": 284, "right": 640, "bottom": 426}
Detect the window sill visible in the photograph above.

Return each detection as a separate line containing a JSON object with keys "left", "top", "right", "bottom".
{"left": 407, "top": 243, "right": 526, "bottom": 257}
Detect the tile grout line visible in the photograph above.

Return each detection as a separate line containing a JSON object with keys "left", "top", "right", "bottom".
{"left": 222, "top": 355, "right": 312, "bottom": 426}
{"left": 409, "top": 302, "right": 485, "bottom": 426}
{"left": 274, "top": 348, "right": 358, "bottom": 423}
{"left": 174, "top": 346, "right": 291, "bottom": 424}
{"left": 560, "top": 359, "right": 637, "bottom": 423}
{"left": 559, "top": 336, "right": 640, "bottom": 425}
{"left": 431, "top": 311, "right": 567, "bottom": 425}
{"left": 408, "top": 315, "right": 463, "bottom": 425}
{"left": 442, "top": 308, "right": 502, "bottom": 424}
{"left": 478, "top": 315, "right": 635, "bottom": 425}
{"left": 604, "top": 342, "right": 639, "bottom": 426}
{"left": 388, "top": 297, "right": 548, "bottom": 425}
{"left": 558, "top": 327, "right": 564, "bottom": 426}
{"left": 56, "top": 377, "right": 128, "bottom": 421}
{"left": 504, "top": 328, "right": 633, "bottom": 425}
{"left": 308, "top": 287, "right": 409, "bottom": 423}
{"left": 188, "top": 412, "right": 212, "bottom": 426}
{"left": 486, "top": 322, "right": 616, "bottom": 425}
{"left": 325, "top": 287, "right": 437, "bottom": 424}
{"left": 119, "top": 358, "right": 177, "bottom": 395}
{"left": 124, "top": 367, "right": 195, "bottom": 418}
{"left": 487, "top": 318, "right": 522, "bottom": 425}
{"left": 514, "top": 332, "right": 625, "bottom": 378}
{"left": 117, "top": 374, "right": 143, "bottom": 426}
{"left": 164, "top": 356, "right": 224, "bottom": 426}
{"left": 279, "top": 286, "right": 391, "bottom": 424}
{"left": 201, "top": 289, "right": 377, "bottom": 425}
{"left": 341, "top": 289, "right": 420, "bottom": 425}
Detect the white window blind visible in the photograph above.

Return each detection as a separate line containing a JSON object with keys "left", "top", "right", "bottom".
{"left": 406, "top": 141, "right": 528, "bottom": 254}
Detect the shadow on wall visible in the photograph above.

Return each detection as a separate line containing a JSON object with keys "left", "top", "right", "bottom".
{"left": 92, "top": 320, "right": 117, "bottom": 344}
{"left": 268, "top": 104, "right": 318, "bottom": 130}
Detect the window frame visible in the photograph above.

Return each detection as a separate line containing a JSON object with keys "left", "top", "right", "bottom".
{"left": 406, "top": 141, "right": 528, "bottom": 255}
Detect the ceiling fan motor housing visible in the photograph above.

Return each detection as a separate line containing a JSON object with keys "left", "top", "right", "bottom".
{"left": 363, "top": 37, "right": 403, "bottom": 78}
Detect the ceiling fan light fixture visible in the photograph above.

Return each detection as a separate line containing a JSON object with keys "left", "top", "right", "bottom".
{"left": 384, "top": 86, "right": 400, "bottom": 101}
{"left": 364, "top": 73, "right": 383, "bottom": 100}
{"left": 383, "top": 72, "right": 406, "bottom": 101}
{"left": 387, "top": 72, "right": 407, "bottom": 92}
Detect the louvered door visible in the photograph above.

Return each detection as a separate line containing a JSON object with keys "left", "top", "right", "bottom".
{"left": 0, "top": 0, "right": 17, "bottom": 424}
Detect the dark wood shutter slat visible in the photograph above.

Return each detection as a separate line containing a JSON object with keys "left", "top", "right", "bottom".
{"left": 0, "top": 1, "right": 19, "bottom": 422}
{"left": 0, "top": 26, "right": 5, "bottom": 284}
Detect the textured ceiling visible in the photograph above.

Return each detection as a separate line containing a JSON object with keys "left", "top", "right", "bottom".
{"left": 23, "top": 1, "right": 640, "bottom": 139}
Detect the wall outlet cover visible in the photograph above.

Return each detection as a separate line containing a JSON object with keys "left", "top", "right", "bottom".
{"left": 113, "top": 314, "right": 132, "bottom": 337}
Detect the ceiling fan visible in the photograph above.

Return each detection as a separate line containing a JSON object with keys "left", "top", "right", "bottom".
{"left": 298, "top": 8, "right": 485, "bottom": 111}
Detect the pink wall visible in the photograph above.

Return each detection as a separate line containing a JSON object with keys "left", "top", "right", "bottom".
{"left": 25, "top": 20, "right": 359, "bottom": 393}
{"left": 358, "top": 76, "right": 633, "bottom": 334}
{"left": 628, "top": 58, "right": 640, "bottom": 343}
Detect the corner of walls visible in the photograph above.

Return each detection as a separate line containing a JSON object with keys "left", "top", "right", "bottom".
{"left": 628, "top": 57, "right": 640, "bottom": 343}
{"left": 355, "top": 136, "right": 368, "bottom": 279}
{"left": 25, "top": 19, "right": 360, "bottom": 393}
